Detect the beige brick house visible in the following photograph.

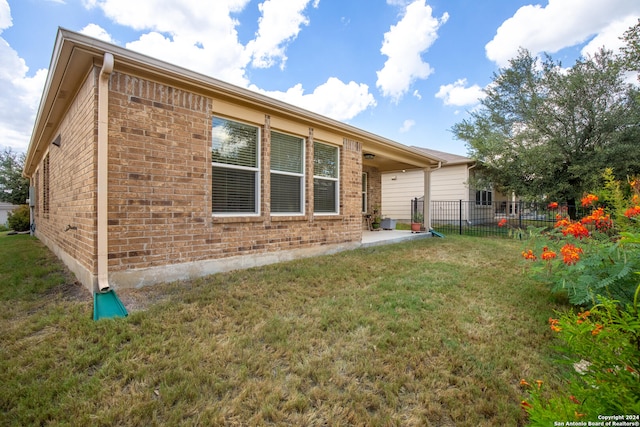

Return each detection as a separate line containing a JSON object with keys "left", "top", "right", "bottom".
{"left": 24, "top": 29, "right": 443, "bottom": 293}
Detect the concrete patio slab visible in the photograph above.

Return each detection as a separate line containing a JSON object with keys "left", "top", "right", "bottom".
{"left": 361, "top": 229, "right": 433, "bottom": 247}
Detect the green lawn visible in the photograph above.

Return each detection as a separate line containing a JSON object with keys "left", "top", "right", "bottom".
{"left": 1, "top": 234, "right": 568, "bottom": 426}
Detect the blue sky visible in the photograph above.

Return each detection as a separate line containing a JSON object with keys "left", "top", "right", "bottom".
{"left": 1, "top": 0, "right": 639, "bottom": 156}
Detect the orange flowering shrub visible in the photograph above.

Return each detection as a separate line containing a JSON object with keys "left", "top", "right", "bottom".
{"left": 548, "top": 317, "right": 561, "bottom": 332}
{"left": 580, "top": 207, "right": 612, "bottom": 232}
{"left": 564, "top": 222, "right": 590, "bottom": 239}
{"left": 521, "top": 175, "right": 640, "bottom": 424}
{"left": 581, "top": 193, "right": 598, "bottom": 207}
{"left": 521, "top": 178, "right": 640, "bottom": 306}
{"left": 548, "top": 201, "right": 559, "bottom": 209}
{"left": 541, "top": 247, "right": 557, "bottom": 261}
{"left": 520, "top": 297, "right": 640, "bottom": 423}
{"left": 576, "top": 310, "right": 590, "bottom": 324}
{"left": 559, "top": 243, "right": 583, "bottom": 265}
{"left": 624, "top": 205, "right": 640, "bottom": 218}
{"left": 554, "top": 215, "right": 591, "bottom": 239}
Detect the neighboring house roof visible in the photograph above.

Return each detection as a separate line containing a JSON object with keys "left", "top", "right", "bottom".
{"left": 411, "top": 147, "right": 473, "bottom": 166}
{"left": 0, "top": 202, "right": 17, "bottom": 209}
{"left": 25, "top": 28, "right": 443, "bottom": 177}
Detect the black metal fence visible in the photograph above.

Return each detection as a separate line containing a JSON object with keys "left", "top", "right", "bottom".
{"left": 429, "top": 200, "right": 588, "bottom": 238}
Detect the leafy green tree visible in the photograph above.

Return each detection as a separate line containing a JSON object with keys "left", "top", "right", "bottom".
{"left": 620, "top": 18, "right": 640, "bottom": 75}
{"left": 0, "top": 148, "right": 29, "bottom": 205}
{"left": 452, "top": 45, "right": 640, "bottom": 206}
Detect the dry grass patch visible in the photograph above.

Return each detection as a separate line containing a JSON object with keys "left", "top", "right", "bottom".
{"left": 1, "top": 234, "right": 568, "bottom": 426}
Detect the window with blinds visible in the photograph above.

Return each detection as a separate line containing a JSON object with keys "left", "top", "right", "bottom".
{"left": 313, "top": 142, "right": 339, "bottom": 214}
{"left": 362, "top": 172, "right": 367, "bottom": 213}
{"left": 211, "top": 117, "right": 260, "bottom": 214}
{"left": 270, "top": 131, "right": 304, "bottom": 214}
{"left": 43, "top": 153, "right": 50, "bottom": 218}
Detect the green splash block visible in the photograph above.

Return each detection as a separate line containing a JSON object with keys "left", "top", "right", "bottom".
{"left": 93, "top": 290, "right": 128, "bottom": 320}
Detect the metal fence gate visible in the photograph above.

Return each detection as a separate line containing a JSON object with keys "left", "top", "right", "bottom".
{"left": 430, "top": 200, "right": 588, "bottom": 238}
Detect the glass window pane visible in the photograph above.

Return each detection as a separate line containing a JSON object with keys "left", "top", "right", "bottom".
{"left": 313, "top": 142, "right": 337, "bottom": 178}
{"left": 212, "top": 167, "right": 257, "bottom": 213}
{"left": 212, "top": 117, "right": 258, "bottom": 168}
{"left": 271, "top": 174, "right": 302, "bottom": 213}
{"left": 314, "top": 178, "right": 337, "bottom": 213}
{"left": 271, "top": 131, "right": 303, "bottom": 174}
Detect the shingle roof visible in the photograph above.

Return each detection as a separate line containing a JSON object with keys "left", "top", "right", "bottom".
{"left": 411, "top": 147, "right": 473, "bottom": 166}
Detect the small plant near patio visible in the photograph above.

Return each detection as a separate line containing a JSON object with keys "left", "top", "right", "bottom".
{"left": 372, "top": 206, "right": 381, "bottom": 228}
{"left": 411, "top": 211, "right": 423, "bottom": 224}
{"left": 519, "top": 173, "right": 640, "bottom": 424}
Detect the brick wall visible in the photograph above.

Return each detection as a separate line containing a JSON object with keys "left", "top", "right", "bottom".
{"left": 33, "top": 68, "right": 99, "bottom": 277}
{"left": 106, "top": 71, "right": 363, "bottom": 276}
{"left": 363, "top": 165, "right": 381, "bottom": 214}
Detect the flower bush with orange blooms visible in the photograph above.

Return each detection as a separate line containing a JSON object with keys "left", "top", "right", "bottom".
{"left": 521, "top": 295, "right": 640, "bottom": 424}
{"left": 581, "top": 193, "right": 599, "bottom": 207}
{"left": 519, "top": 174, "right": 640, "bottom": 424}
{"left": 522, "top": 187, "right": 640, "bottom": 306}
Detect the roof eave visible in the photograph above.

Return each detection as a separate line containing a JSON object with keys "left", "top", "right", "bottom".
{"left": 24, "top": 28, "right": 443, "bottom": 176}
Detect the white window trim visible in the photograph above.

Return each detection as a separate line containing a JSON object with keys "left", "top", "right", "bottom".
{"left": 270, "top": 131, "right": 305, "bottom": 216}
{"left": 313, "top": 142, "right": 340, "bottom": 215}
{"left": 362, "top": 172, "right": 368, "bottom": 214}
{"left": 475, "top": 189, "right": 493, "bottom": 207}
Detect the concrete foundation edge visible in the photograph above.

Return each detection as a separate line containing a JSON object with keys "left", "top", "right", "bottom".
{"left": 36, "top": 232, "right": 361, "bottom": 292}
{"left": 109, "top": 241, "right": 361, "bottom": 289}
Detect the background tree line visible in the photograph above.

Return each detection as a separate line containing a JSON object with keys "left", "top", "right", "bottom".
{"left": 0, "top": 148, "right": 29, "bottom": 206}
{"left": 453, "top": 20, "right": 640, "bottom": 207}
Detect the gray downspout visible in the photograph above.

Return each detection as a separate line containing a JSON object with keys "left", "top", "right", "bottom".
{"left": 97, "top": 52, "right": 113, "bottom": 293}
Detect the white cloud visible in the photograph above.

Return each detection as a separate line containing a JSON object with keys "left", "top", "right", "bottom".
{"left": 376, "top": 0, "right": 448, "bottom": 102}
{"left": 79, "top": 23, "right": 116, "bottom": 43}
{"left": 486, "top": 0, "right": 640, "bottom": 67}
{"left": 250, "top": 77, "right": 376, "bottom": 121}
{"left": 247, "top": 0, "right": 317, "bottom": 70}
{"left": 412, "top": 89, "right": 422, "bottom": 100}
{"left": 84, "top": 0, "right": 252, "bottom": 86}
{"left": 581, "top": 15, "right": 639, "bottom": 57}
{"left": 0, "top": 0, "right": 376, "bottom": 155}
{"left": 399, "top": 119, "right": 415, "bottom": 133}
{"left": 84, "top": 0, "right": 248, "bottom": 35}
{"left": 126, "top": 32, "right": 251, "bottom": 87}
{"left": 0, "top": 1, "right": 47, "bottom": 152}
{"left": 435, "top": 78, "right": 485, "bottom": 107}
{"left": 0, "top": 0, "right": 10, "bottom": 31}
